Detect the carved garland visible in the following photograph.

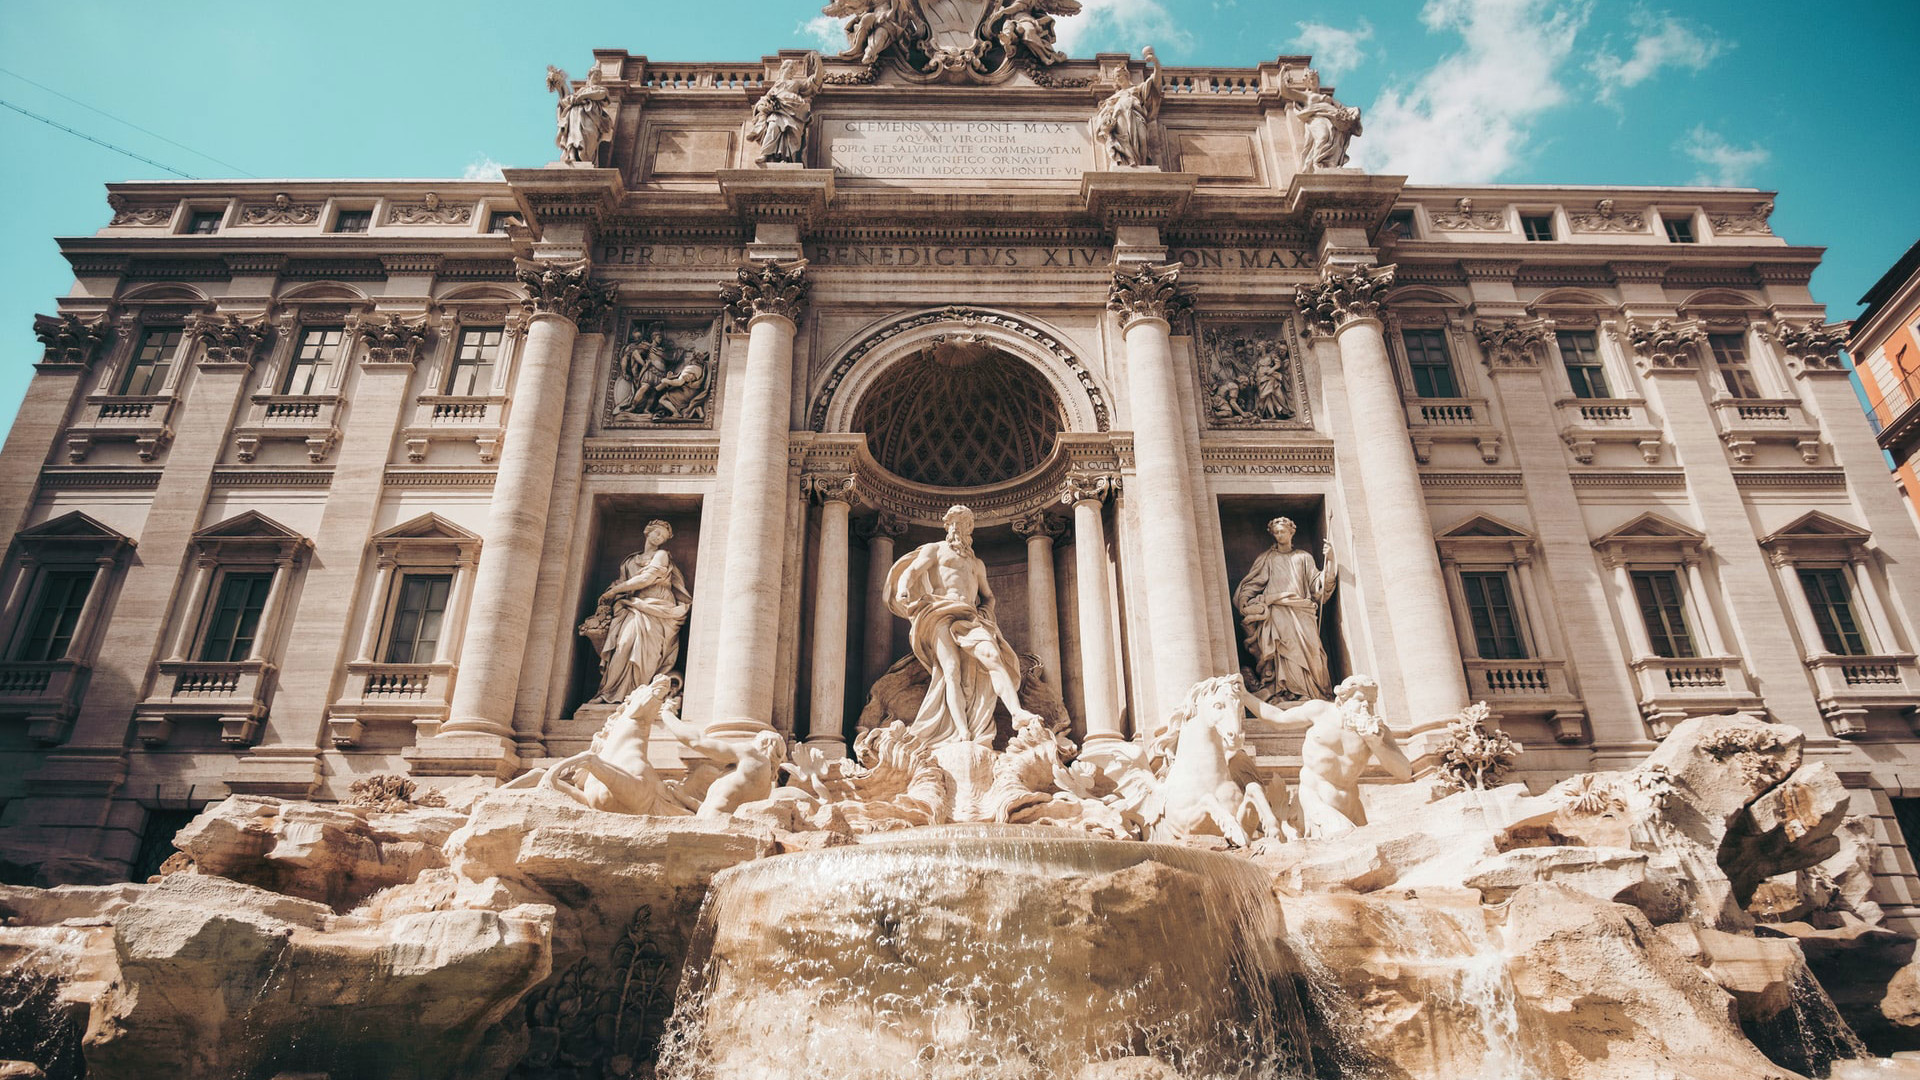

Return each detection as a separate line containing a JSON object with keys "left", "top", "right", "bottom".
{"left": 809, "top": 306, "right": 1111, "bottom": 433}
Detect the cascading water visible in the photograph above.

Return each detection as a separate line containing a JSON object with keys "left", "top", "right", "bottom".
{"left": 656, "top": 825, "right": 1315, "bottom": 1079}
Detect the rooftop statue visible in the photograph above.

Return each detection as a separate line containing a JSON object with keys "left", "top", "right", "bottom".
{"left": 749, "top": 53, "right": 824, "bottom": 164}
{"left": 823, "top": 0, "right": 1081, "bottom": 81}
{"left": 982, "top": 0, "right": 1080, "bottom": 66}
{"left": 1296, "top": 78, "right": 1363, "bottom": 172}
{"left": 1234, "top": 516, "right": 1337, "bottom": 702}
{"left": 887, "top": 504, "right": 1043, "bottom": 745}
{"left": 1089, "top": 47, "right": 1162, "bottom": 167}
{"left": 546, "top": 65, "right": 612, "bottom": 166}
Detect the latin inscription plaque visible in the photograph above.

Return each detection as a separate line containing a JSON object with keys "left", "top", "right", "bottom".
{"left": 826, "top": 119, "right": 1092, "bottom": 180}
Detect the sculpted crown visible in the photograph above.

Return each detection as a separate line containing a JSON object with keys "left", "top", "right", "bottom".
{"left": 720, "top": 260, "right": 811, "bottom": 324}
{"left": 1107, "top": 263, "right": 1192, "bottom": 327}
{"left": 188, "top": 312, "right": 272, "bottom": 366}
{"left": 1772, "top": 320, "right": 1852, "bottom": 372}
{"left": 32, "top": 312, "right": 110, "bottom": 366}
{"left": 1295, "top": 264, "right": 1395, "bottom": 336}
{"left": 1625, "top": 318, "right": 1706, "bottom": 370}
{"left": 516, "top": 258, "right": 617, "bottom": 325}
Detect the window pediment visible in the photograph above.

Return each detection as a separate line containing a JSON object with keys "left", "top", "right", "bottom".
{"left": 1593, "top": 512, "right": 1706, "bottom": 564}
{"left": 13, "top": 511, "right": 136, "bottom": 560}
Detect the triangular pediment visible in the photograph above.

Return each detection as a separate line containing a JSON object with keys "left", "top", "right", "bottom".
{"left": 1762, "top": 511, "right": 1871, "bottom": 546}
{"left": 373, "top": 513, "right": 481, "bottom": 543}
{"left": 1594, "top": 512, "right": 1706, "bottom": 546}
{"left": 17, "top": 510, "right": 130, "bottom": 543}
{"left": 1441, "top": 514, "right": 1533, "bottom": 539}
{"left": 194, "top": 510, "right": 305, "bottom": 542}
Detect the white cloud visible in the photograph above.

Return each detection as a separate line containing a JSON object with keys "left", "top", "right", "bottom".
{"left": 461, "top": 155, "right": 505, "bottom": 181}
{"left": 1681, "top": 125, "right": 1768, "bottom": 186}
{"left": 1355, "top": 0, "right": 1590, "bottom": 183}
{"left": 1291, "top": 19, "right": 1374, "bottom": 78}
{"left": 1053, "top": 0, "right": 1193, "bottom": 59}
{"left": 1588, "top": 11, "right": 1723, "bottom": 102}
{"left": 798, "top": 15, "right": 842, "bottom": 52}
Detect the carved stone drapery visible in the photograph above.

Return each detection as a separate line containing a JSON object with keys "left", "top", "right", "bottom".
{"left": 189, "top": 313, "right": 272, "bottom": 367}
{"left": 1709, "top": 201, "right": 1775, "bottom": 237}
{"left": 357, "top": 314, "right": 431, "bottom": 366}
{"left": 1568, "top": 199, "right": 1645, "bottom": 234}
{"left": 801, "top": 471, "right": 857, "bottom": 505}
{"left": 1474, "top": 317, "right": 1555, "bottom": 371}
{"left": 1772, "top": 320, "right": 1852, "bottom": 373}
{"left": 238, "top": 194, "right": 320, "bottom": 226}
{"left": 1625, "top": 319, "right": 1706, "bottom": 371}
{"left": 1107, "top": 263, "right": 1191, "bottom": 327}
{"left": 1059, "top": 471, "right": 1120, "bottom": 506}
{"left": 1296, "top": 264, "right": 1396, "bottom": 337}
{"left": 387, "top": 193, "right": 472, "bottom": 225}
{"left": 721, "top": 259, "right": 811, "bottom": 325}
{"left": 106, "top": 193, "right": 173, "bottom": 226}
{"left": 1431, "top": 198, "right": 1503, "bottom": 231}
{"left": 516, "top": 258, "right": 617, "bottom": 326}
{"left": 33, "top": 313, "right": 110, "bottom": 366}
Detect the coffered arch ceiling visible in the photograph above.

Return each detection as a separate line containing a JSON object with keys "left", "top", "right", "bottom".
{"left": 853, "top": 338, "right": 1064, "bottom": 489}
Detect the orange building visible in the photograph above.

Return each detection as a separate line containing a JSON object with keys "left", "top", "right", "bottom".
{"left": 1853, "top": 239, "right": 1920, "bottom": 530}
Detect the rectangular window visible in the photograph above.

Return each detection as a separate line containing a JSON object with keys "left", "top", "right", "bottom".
{"left": 487, "top": 210, "right": 523, "bottom": 234}
{"left": 332, "top": 209, "right": 373, "bottom": 234}
{"left": 1798, "top": 568, "right": 1870, "bottom": 656}
{"left": 1556, "top": 330, "right": 1611, "bottom": 399}
{"left": 1401, "top": 328, "right": 1460, "bottom": 398}
{"left": 1663, "top": 217, "right": 1697, "bottom": 243}
{"left": 1381, "top": 209, "right": 1416, "bottom": 241}
{"left": 118, "top": 327, "right": 183, "bottom": 396}
{"left": 282, "top": 327, "right": 345, "bottom": 395}
{"left": 384, "top": 574, "right": 452, "bottom": 664}
{"left": 187, "top": 210, "right": 223, "bottom": 234}
{"left": 445, "top": 327, "right": 503, "bottom": 395}
{"left": 14, "top": 568, "right": 97, "bottom": 662}
{"left": 1461, "top": 571, "right": 1529, "bottom": 660}
{"left": 1708, "top": 333, "right": 1762, "bottom": 398}
{"left": 1631, "top": 570, "right": 1697, "bottom": 659}
{"left": 1521, "top": 214, "right": 1555, "bottom": 241}
{"left": 198, "top": 572, "right": 273, "bottom": 663}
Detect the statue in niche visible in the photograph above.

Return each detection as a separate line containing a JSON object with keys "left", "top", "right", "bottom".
{"left": 1257, "top": 675, "right": 1412, "bottom": 839}
{"left": 1297, "top": 82, "right": 1363, "bottom": 172}
{"left": 613, "top": 323, "right": 711, "bottom": 423}
{"left": 750, "top": 52, "right": 824, "bottom": 164}
{"left": 546, "top": 65, "right": 612, "bottom": 166}
{"left": 1202, "top": 325, "right": 1294, "bottom": 425}
{"left": 1234, "top": 517, "right": 1336, "bottom": 702}
{"left": 824, "top": 0, "right": 929, "bottom": 65}
{"left": 887, "top": 504, "right": 1042, "bottom": 745}
{"left": 983, "top": 0, "right": 1081, "bottom": 66}
{"left": 580, "top": 520, "right": 691, "bottom": 704}
{"left": 1089, "top": 47, "right": 1161, "bottom": 167}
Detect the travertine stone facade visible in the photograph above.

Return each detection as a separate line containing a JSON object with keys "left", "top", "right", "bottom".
{"left": 2, "top": 43, "right": 1917, "bottom": 929}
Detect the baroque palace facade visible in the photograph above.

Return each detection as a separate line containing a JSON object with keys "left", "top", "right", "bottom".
{"left": 3, "top": 25, "right": 1918, "bottom": 925}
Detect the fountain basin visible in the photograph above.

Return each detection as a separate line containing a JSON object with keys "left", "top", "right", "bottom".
{"left": 659, "top": 825, "right": 1311, "bottom": 1080}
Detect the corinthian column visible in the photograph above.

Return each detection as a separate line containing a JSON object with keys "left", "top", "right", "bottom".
{"left": 1012, "top": 510, "right": 1067, "bottom": 696}
{"left": 441, "top": 259, "right": 614, "bottom": 747}
{"left": 1109, "top": 264, "right": 1214, "bottom": 719}
{"left": 858, "top": 513, "right": 907, "bottom": 689}
{"left": 803, "top": 472, "right": 855, "bottom": 751}
{"left": 709, "top": 260, "right": 810, "bottom": 738}
{"left": 1298, "top": 264, "right": 1469, "bottom": 726}
{"left": 1062, "top": 473, "right": 1123, "bottom": 744}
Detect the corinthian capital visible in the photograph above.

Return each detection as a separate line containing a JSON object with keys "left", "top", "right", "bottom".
{"left": 720, "top": 259, "right": 810, "bottom": 324}
{"left": 1295, "top": 264, "right": 1395, "bottom": 336}
{"left": 1012, "top": 510, "right": 1066, "bottom": 540}
{"left": 515, "top": 257, "right": 617, "bottom": 325}
{"left": 1772, "top": 320, "right": 1852, "bottom": 373}
{"left": 1060, "top": 472, "right": 1120, "bottom": 506}
{"left": 800, "top": 471, "right": 856, "bottom": 505}
{"left": 356, "top": 313, "right": 431, "bottom": 366}
{"left": 32, "top": 313, "right": 110, "bottom": 366}
{"left": 1624, "top": 318, "right": 1705, "bottom": 371}
{"left": 188, "top": 313, "right": 272, "bottom": 367}
{"left": 1474, "top": 316, "right": 1554, "bottom": 371}
{"left": 1107, "top": 263, "right": 1192, "bottom": 327}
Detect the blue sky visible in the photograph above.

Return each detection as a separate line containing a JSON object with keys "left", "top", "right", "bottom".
{"left": 2, "top": 0, "right": 1916, "bottom": 432}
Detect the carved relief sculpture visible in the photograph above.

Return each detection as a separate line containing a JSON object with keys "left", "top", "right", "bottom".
{"left": 106, "top": 193, "right": 173, "bottom": 226}
{"left": 1569, "top": 198, "right": 1646, "bottom": 233}
{"left": 1430, "top": 197, "right": 1504, "bottom": 231}
{"left": 387, "top": 192, "right": 472, "bottom": 225}
{"left": 1089, "top": 47, "right": 1161, "bottom": 168}
{"left": 612, "top": 322, "right": 712, "bottom": 424}
{"left": 749, "top": 53, "right": 824, "bottom": 164}
{"left": 1296, "top": 82, "right": 1363, "bottom": 172}
{"left": 1201, "top": 324, "right": 1295, "bottom": 425}
{"left": 579, "top": 520, "right": 692, "bottom": 704}
{"left": 887, "top": 504, "right": 1041, "bottom": 745}
{"left": 33, "top": 313, "right": 109, "bottom": 366}
{"left": 1234, "top": 517, "right": 1337, "bottom": 702}
{"left": 1709, "top": 200, "right": 1775, "bottom": 236}
{"left": 1258, "top": 675, "right": 1413, "bottom": 839}
{"left": 547, "top": 65, "right": 613, "bottom": 166}
{"left": 239, "top": 193, "right": 319, "bottom": 226}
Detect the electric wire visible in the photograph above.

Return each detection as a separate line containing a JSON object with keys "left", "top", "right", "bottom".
{"left": 0, "top": 97, "right": 196, "bottom": 178}
{"left": 0, "top": 66, "right": 253, "bottom": 176}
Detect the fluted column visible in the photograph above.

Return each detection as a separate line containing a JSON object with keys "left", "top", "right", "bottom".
{"left": 1012, "top": 510, "right": 1067, "bottom": 695}
{"left": 858, "top": 513, "right": 906, "bottom": 689}
{"left": 709, "top": 260, "right": 810, "bottom": 738}
{"left": 804, "top": 473, "right": 855, "bottom": 750}
{"left": 1109, "top": 265, "right": 1213, "bottom": 718}
{"left": 1299, "top": 264, "right": 1469, "bottom": 725}
{"left": 443, "top": 259, "right": 612, "bottom": 737}
{"left": 1063, "top": 473, "right": 1123, "bottom": 743}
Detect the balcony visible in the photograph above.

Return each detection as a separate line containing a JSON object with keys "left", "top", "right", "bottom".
{"left": 1403, "top": 397, "right": 1501, "bottom": 464}
{"left": 232, "top": 393, "right": 343, "bottom": 463}
{"left": 0, "top": 659, "right": 89, "bottom": 744}
{"left": 1463, "top": 657, "right": 1586, "bottom": 743}
{"left": 401, "top": 395, "right": 508, "bottom": 463}
{"left": 1869, "top": 368, "right": 1920, "bottom": 458}
{"left": 134, "top": 659, "right": 276, "bottom": 746}
{"left": 1804, "top": 653, "right": 1920, "bottom": 737}
{"left": 1553, "top": 396, "right": 1664, "bottom": 465}
{"left": 1629, "top": 655, "right": 1763, "bottom": 737}
{"left": 325, "top": 661, "right": 457, "bottom": 747}
{"left": 1709, "top": 397, "right": 1821, "bottom": 465}
{"left": 64, "top": 394, "right": 176, "bottom": 462}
